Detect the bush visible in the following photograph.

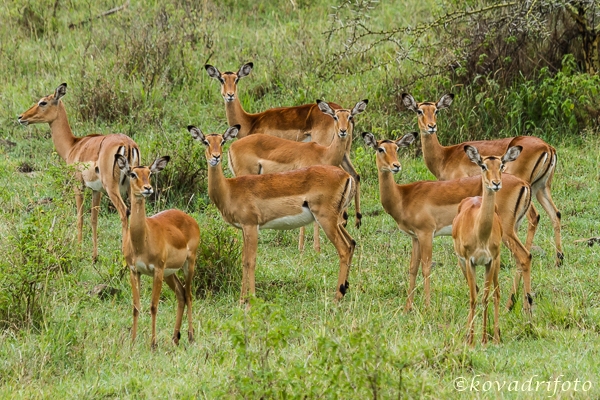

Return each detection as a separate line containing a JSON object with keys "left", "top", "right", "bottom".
{"left": 0, "top": 165, "right": 78, "bottom": 330}
{"left": 194, "top": 205, "right": 242, "bottom": 298}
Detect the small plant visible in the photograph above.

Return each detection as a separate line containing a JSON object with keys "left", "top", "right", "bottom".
{"left": 194, "top": 205, "right": 242, "bottom": 298}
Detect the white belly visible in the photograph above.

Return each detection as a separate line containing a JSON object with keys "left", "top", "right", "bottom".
{"left": 434, "top": 225, "right": 453, "bottom": 237}
{"left": 85, "top": 178, "right": 104, "bottom": 192}
{"left": 132, "top": 261, "right": 178, "bottom": 277}
{"left": 260, "top": 208, "right": 315, "bottom": 230}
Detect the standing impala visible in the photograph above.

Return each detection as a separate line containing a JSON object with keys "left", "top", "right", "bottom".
{"left": 363, "top": 132, "right": 533, "bottom": 313}
{"left": 205, "top": 62, "right": 364, "bottom": 228}
{"left": 402, "top": 93, "right": 562, "bottom": 266}
{"left": 188, "top": 125, "right": 356, "bottom": 304}
{"left": 18, "top": 83, "right": 140, "bottom": 260}
{"left": 227, "top": 99, "right": 368, "bottom": 252}
{"left": 116, "top": 155, "right": 200, "bottom": 349}
{"left": 452, "top": 145, "right": 522, "bottom": 345}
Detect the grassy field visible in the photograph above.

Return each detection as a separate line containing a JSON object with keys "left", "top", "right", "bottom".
{"left": 1, "top": 1, "right": 599, "bottom": 398}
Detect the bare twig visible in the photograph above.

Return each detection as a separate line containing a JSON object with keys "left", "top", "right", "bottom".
{"left": 69, "top": 0, "right": 130, "bottom": 30}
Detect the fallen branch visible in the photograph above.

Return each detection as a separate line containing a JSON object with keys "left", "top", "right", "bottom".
{"left": 69, "top": 0, "right": 130, "bottom": 30}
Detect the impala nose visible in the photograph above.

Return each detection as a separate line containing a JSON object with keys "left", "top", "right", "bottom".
{"left": 17, "top": 116, "right": 28, "bottom": 126}
{"left": 392, "top": 163, "right": 401, "bottom": 173}
{"left": 491, "top": 181, "right": 501, "bottom": 191}
{"left": 339, "top": 129, "right": 347, "bottom": 137}
{"left": 427, "top": 123, "right": 437, "bottom": 132}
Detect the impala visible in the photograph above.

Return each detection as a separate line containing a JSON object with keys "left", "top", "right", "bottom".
{"left": 18, "top": 83, "right": 140, "bottom": 260}
{"left": 188, "top": 125, "right": 356, "bottom": 303}
{"left": 452, "top": 145, "right": 522, "bottom": 345}
{"left": 363, "top": 132, "right": 533, "bottom": 313}
{"left": 402, "top": 93, "right": 563, "bottom": 266}
{"left": 116, "top": 154, "right": 200, "bottom": 349}
{"left": 205, "top": 62, "right": 364, "bottom": 228}
{"left": 227, "top": 99, "right": 368, "bottom": 252}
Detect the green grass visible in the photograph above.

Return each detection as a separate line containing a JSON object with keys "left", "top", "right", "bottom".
{"left": 1, "top": 0, "right": 599, "bottom": 398}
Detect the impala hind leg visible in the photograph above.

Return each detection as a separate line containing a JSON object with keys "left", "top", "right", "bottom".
{"left": 91, "top": 191, "right": 102, "bottom": 262}
{"left": 341, "top": 154, "right": 362, "bottom": 228}
{"left": 524, "top": 204, "right": 540, "bottom": 251}
{"left": 535, "top": 187, "right": 563, "bottom": 266}
{"left": 503, "top": 231, "right": 533, "bottom": 314}
{"left": 164, "top": 274, "right": 186, "bottom": 346}
{"left": 184, "top": 252, "right": 196, "bottom": 342}
{"left": 240, "top": 226, "right": 259, "bottom": 307}
{"left": 317, "top": 215, "right": 355, "bottom": 301}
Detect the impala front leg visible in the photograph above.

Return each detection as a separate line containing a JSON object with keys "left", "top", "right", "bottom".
{"left": 74, "top": 184, "right": 84, "bottom": 245}
{"left": 341, "top": 154, "right": 361, "bottom": 228}
{"left": 130, "top": 270, "right": 141, "bottom": 345}
{"left": 241, "top": 226, "right": 258, "bottom": 307}
{"left": 91, "top": 191, "right": 102, "bottom": 262}
{"left": 150, "top": 267, "right": 164, "bottom": 349}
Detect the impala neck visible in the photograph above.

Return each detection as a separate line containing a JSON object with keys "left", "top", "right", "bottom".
{"left": 207, "top": 162, "right": 231, "bottom": 211}
{"left": 128, "top": 195, "right": 149, "bottom": 252}
{"left": 225, "top": 99, "right": 252, "bottom": 137}
{"left": 477, "top": 184, "right": 497, "bottom": 243}
{"left": 49, "top": 101, "right": 78, "bottom": 161}
{"left": 325, "top": 133, "right": 348, "bottom": 164}
{"left": 420, "top": 132, "right": 446, "bottom": 179}
{"left": 377, "top": 167, "right": 403, "bottom": 214}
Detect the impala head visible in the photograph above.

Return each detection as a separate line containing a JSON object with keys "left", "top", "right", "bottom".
{"left": 362, "top": 132, "right": 416, "bottom": 173}
{"left": 18, "top": 83, "right": 68, "bottom": 126}
{"left": 401, "top": 93, "right": 454, "bottom": 134}
{"left": 317, "top": 99, "right": 368, "bottom": 139}
{"left": 188, "top": 124, "right": 240, "bottom": 167}
{"left": 205, "top": 62, "right": 253, "bottom": 103}
{"left": 464, "top": 145, "right": 522, "bottom": 192}
{"left": 115, "top": 154, "right": 170, "bottom": 198}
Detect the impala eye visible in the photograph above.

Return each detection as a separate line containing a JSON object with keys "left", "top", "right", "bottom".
{"left": 39, "top": 101, "right": 47, "bottom": 106}
{"left": 434, "top": 109, "right": 439, "bottom": 115}
{"left": 417, "top": 109, "right": 424, "bottom": 115}
{"left": 377, "top": 148, "right": 385, "bottom": 153}
{"left": 130, "top": 172, "right": 137, "bottom": 179}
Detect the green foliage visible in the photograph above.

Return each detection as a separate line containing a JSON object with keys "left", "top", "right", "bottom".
{"left": 194, "top": 206, "right": 242, "bottom": 298}
{"left": 0, "top": 165, "right": 78, "bottom": 330}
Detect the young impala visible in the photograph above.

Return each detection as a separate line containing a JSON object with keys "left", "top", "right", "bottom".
{"left": 227, "top": 99, "right": 368, "bottom": 252}
{"left": 116, "top": 155, "right": 200, "bottom": 349}
{"left": 205, "top": 62, "right": 364, "bottom": 228}
{"left": 188, "top": 125, "right": 356, "bottom": 304}
{"left": 452, "top": 145, "right": 522, "bottom": 345}
{"left": 402, "top": 93, "right": 562, "bottom": 266}
{"left": 18, "top": 83, "right": 140, "bottom": 261}
{"left": 363, "top": 132, "right": 533, "bottom": 313}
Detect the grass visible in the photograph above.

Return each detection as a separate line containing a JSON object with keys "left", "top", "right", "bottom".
{"left": 1, "top": 0, "right": 599, "bottom": 398}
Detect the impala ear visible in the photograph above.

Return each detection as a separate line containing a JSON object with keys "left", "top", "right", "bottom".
{"left": 351, "top": 99, "right": 368, "bottom": 116}
{"left": 396, "top": 133, "right": 416, "bottom": 148}
{"left": 54, "top": 83, "right": 67, "bottom": 101}
{"left": 362, "top": 132, "right": 377, "bottom": 149}
{"left": 205, "top": 65, "right": 222, "bottom": 80}
{"left": 115, "top": 154, "right": 130, "bottom": 172}
{"left": 401, "top": 93, "right": 418, "bottom": 112}
{"left": 223, "top": 125, "right": 240, "bottom": 141}
{"left": 188, "top": 125, "right": 208, "bottom": 145}
{"left": 436, "top": 93, "right": 454, "bottom": 109}
{"left": 150, "top": 156, "right": 170, "bottom": 173}
{"left": 237, "top": 62, "right": 253, "bottom": 79}
{"left": 502, "top": 145, "right": 522, "bottom": 164}
{"left": 464, "top": 145, "right": 484, "bottom": 167}
{"left": 317, "top": 100, "right": 335, "bottom": 118}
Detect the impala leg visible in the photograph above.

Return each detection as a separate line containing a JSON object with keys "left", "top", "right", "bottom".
{"left": 298, "top": 227, "right": 306, "bottom": 252}
{"left": 130, "top": 270, "right": 141, "bottom": 345}
{"left": 313, "top": 222, "right": 321, "bottom": 253}
{"left": 524, "top": 204, "right": 540, "bottom": 251}
{"left": 91, "top": 191, "right": 102, "bottom": 262}
{"left": 150, "top": 268, "right": 164, "bottom": 349}
{"left": 339, "top": 224, "right": 355, "bottom": 285}
{"left": 241, "top": 226, "right": 258, "bottom": 307}
{"left": 164, "top": 274, "right": 186, "bottom": 346}
{"left": 74, "top": 185, "right": 84, "bottom": 245}
{"left": 481, "top": 262, "right": 493, "bottom": 345}
{"left": 465, "top": 260, "right": 477, "bottom": 347}
{"left": 419, "top": 234, "right": 434, "bottom": 309}
{"left": 503, "top": 231, "right": 533, "bottom": 314}
{"left": 184, "top": 252, "right": 196, "bottom": 343}
{"left": 341, "top": 154, "right": 362, "bottom": 228}
{"left": 492, "top": 256, "right": 501, "bottom": 344}
{"left": 535, "top": 187, "right": 563, "bottom": 266}
{"left": 317, "top": 215, "right": 354, "bottom": 301}
{"left": 405, "top": 237, "right": 421, "bottom": 312}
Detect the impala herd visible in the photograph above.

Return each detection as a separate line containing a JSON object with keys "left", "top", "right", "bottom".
{"left": 17, "top": 62, "right": 562, "bottom": 348}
